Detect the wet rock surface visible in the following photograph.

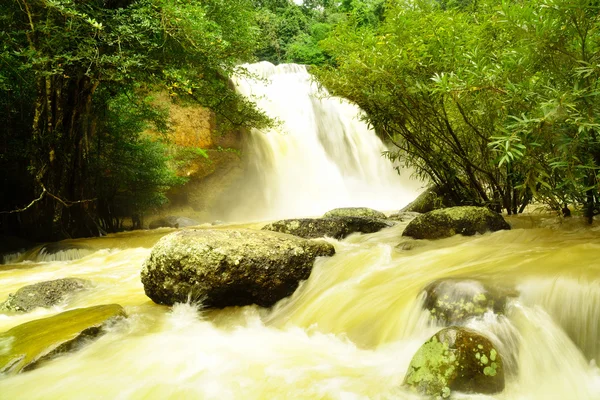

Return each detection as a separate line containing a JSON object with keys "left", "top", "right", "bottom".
{"left": 423, "top": 279, "right": 518, "bottom": 325}
{"left": 1, "top": 278, "right": 91, "bottom": 313}
{"left": 0, "top": 304, "right": 126, "bottom": 374}
{"left": 262, "top": 217, "right": 392, "bottom": 240}
{"left": 401, "top": 186, "right": 456, "bottom": 214}
{"left": 388, "top": 211, "right": 421, "bottom": 222}
{"left": 141, "top": 229, "right": 335, "bottom": 308}
{"left": 148, "top": 216, "right": 200, "bottom": 229}
{"left": 404, "top": 326, "right": 505, "bottom": 397}
{"left": 402, "top": 206, "right": 511, "bottom": 239}
{"left": 34, "top": 242, "right": 95, "bottom": 262}
{"left": 323, "top": 207, "right": 386, "bottom": 220}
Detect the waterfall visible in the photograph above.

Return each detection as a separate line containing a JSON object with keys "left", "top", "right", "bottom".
{"left": 224, "top": 62, "right": 418, "bottom": 222}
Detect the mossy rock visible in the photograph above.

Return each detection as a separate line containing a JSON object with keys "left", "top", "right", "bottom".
{"left": 0, "top": 278, "right": 91, "bottom": 313}
{"left": 423, "top": 279, "right": 518, "bottom": 325}
{"left": 402, "top": 186, "right": 455, "bottom": 214}
{"left": 404, "top": 326, "right": 505, "bottom": 397}
{"left": 0, "top": 304, "right": 126, "bottom": 374}
{"left": 402, "top": 206, "right": 510, "bottom": 239}
{"left": 323, "top": 207, "right": 386, "bottom": 220}
{"left": 141, "top": 229, "right": 335, "bottom": 308}
{"left": 262, "top": 217, "right": 392, "bottom": 240}
{"left": 148, "top": 216, "right": 200, "bottom": 229}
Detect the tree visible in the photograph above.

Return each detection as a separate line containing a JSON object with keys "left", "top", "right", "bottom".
{"left": 316, "top": 1, "right": 524, "bottom": 212}
{"left": 315, "top": 0, "right": 600, "bottom": 219}
{"left": 0, "top": 0, "right": 270, "bottom": 240}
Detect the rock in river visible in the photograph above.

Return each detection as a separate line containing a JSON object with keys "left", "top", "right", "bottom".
{"left": 262, "top": 217, "right": 392, "bottom": 239}
{"left": 1, "top": 278, "right": 91, "bottom": 313}
{"left": 423, "top": 279, "right": 518, "bottom": 325}
{"left": 402, "top": 206, "right": 510, "bottom": 239}
{"left": 141, "top": 229, "right": 335, "bottom": 308}
{"left": 323, "top": 207, "right": 386, "bottom": 220}
{"left": 0, "top": 304, "right": 126, "bottom": 374}
{"left": 401, "top": 186, "right": 455, "bottom": 213}
{"left": 148, "top": 216, "right": 200, "bottom": 229}
{"left": 404, "top": 326, "right": 505, "bottom": 398}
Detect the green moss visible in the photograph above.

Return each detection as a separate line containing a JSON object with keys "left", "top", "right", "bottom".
{"left": 323, "top": 207, "right": 386, "bottom": 219}
{"left": 405, "top": 327, "right": 505, "bottom": 396}
{"left": 0, "top": 304, "right": 126, "bottom": 374}
{"left": 404, "top": 337, "right": 458, "bottom": 396}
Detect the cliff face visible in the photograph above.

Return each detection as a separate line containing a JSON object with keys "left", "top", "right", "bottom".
{"left": 148, "top": 95, "right": 246, "bottom": 225}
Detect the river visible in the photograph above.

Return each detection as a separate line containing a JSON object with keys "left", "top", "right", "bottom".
{"left": 1, "top": 215, "right": 600, "bottom": 399}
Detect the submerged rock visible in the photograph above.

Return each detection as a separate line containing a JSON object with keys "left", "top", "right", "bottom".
{"left": 262, "top": 217, "right": 392, "bottom": 240}
{"left": 404, "top": 327, "right": 505, "bottom": 397}
{"left": 323, "top": 207, "right": 386, "bottom": 220}
{"left": 35, "top": 242, "right": 95, "bottom": 262}
{"left": 148, "top": 216, "right": 199, "bottom": 230}
{"left": 141, "top": 229, "right": 335, "bottom": 308}
{"left": 0, "top": 304, "right": 126, "bottom": 374}
{"left": 402, "top": 206, "right": 510, "bottom": 239}
{"left": 1, "top": 278, "right": 91, "bottom": 313}
{"left": 423, "top": 279, "right": 518, "bottom": 325}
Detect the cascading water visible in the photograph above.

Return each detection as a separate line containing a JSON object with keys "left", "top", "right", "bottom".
{"left": 2, "top": 217, "right": 600, "bottom": 399}
{"left": 224, "top": 62, "right": 418, "bottom": 221}
{"left": 1, "top": 63, "right": 600, "bottom": 398}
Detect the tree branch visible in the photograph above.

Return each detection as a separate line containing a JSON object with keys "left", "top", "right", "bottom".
{"left": 0, "top": 183, "right": 96, "bottom": 214}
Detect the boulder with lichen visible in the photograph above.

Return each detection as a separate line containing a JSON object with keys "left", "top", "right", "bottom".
{"left": 141, "top": 229, "right": 335, "bottom": 308}
{"left": 404, "top": 326, "right": 505, "bottom": 398}
{"left": 262, "top": 217, "right": 392, "bottom": 240}
{"left": 402, "top": 206, "right": 510, "bottom": 239}
{"left": 423, "top": 279, "right": 518, "bottom": 325}
{"left": 323, "top": 207, "right": 386, "bottom": 220}
{"left": 1, "top": 278, "right": 91, "bottom": 313}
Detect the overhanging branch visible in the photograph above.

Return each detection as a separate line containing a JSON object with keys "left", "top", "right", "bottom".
{"left": 0, "top": 183, "right": 95, "bottom": 214}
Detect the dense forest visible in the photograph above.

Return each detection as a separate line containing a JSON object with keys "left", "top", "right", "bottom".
{"left": 1, "top": 0, "right": 599, "bottom": 241}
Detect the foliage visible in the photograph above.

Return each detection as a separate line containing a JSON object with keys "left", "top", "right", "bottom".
{"left": 252, "top": 0, "right": 385, "bottom": 65}
{"left": 315, "top": 0, "right": 600, "bottom": 219}
{"left": 0, "top": 0, "right": 271, "bottom": 240}
{"left": 91, "top": 89, "right": 186, "bottom": 232}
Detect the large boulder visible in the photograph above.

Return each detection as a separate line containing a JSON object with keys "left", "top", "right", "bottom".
{"left": 0, "top": 304, "right": 126, "bottom": 374}
{"left": 262, "top": 217, "right": 392, "bottom": 240}
{"left": 0, "top": 278, "right": 90, "bottom": 313}
{"left": 141, "top": 229, "right": 335, "bottom": 308}
{"left": 148, "top": 216, "right": 200, "bottom": 230}
{"left": 402, "top": 206, "right": 510, "bottom": 239}
{"left": 423, "top": 279, "right": 518, "bottom": 325}
{"left": 404, "top": 327, "right": 505, "bottom": 398}
{"left": 323, "top": 207, "right": 386, "bottom": 220}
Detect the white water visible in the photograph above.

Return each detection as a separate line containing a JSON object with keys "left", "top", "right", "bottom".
{"left": 2, "top": 219, "right": 600, "bottom": 399}
{"left": 226, "top": 62, "right": 418, "bottom": 221}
